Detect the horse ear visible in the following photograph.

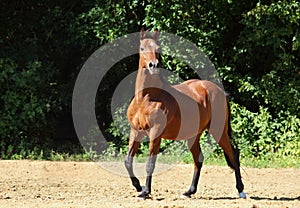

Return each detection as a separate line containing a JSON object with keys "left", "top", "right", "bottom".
{"left": 140, "top": 28, "right": 146, "bottom": 40}
{"left": 152, "top": 29, "right": 160, "bottom": 40}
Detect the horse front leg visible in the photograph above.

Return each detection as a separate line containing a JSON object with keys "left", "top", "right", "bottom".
{"left": 125, "top": 129, "right": 143, "bottom": 192}
{"left": 138, "top": 137, "right": 161, "bottom": 199}
{"left": 182, "top": 135, "right": 204, "bottom": 198}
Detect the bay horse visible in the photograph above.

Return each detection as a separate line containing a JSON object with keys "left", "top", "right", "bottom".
{"left": 125, "top": 29, "right": 246, "bottom": 199}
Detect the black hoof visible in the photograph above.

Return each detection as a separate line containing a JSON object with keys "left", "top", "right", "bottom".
{"left": 181, "top": 193, "right": 191, "bottom": 199}
{"left": 136, "top": 185, "right": 145, "bottom": 193}
{"left": 138, "top": 191, "right": 150, "bottom": 200}
{"left": 181, "top": 188, "right": 196, "bottom": 198}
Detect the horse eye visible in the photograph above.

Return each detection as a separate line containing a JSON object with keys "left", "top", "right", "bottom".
{"left": 140, "top": 47, "right": 145, "bottom": 51}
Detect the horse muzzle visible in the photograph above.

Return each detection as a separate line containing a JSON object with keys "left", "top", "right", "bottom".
{"left": 148, "top": 60, "right": 160, "bottom": 75}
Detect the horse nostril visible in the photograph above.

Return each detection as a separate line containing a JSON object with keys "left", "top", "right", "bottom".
{"left": 149, "top": 62, "right": 154, "bottom": 68}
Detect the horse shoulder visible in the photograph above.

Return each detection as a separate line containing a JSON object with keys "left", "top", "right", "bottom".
{"left": 127, "top": 97, "right": 156, "bottom": 131}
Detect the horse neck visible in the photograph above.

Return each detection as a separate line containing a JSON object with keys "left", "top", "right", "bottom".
{"left": 135, "top": 64, "right": 164, "bottom": 103}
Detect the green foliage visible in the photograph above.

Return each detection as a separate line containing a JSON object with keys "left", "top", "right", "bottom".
{"left": 0, "top": 1, "right": 81, "bottom": 158}
{"left": 0, "top": 58, "right": 59, "bottom": 158}
{"left": 224, "top": 0, "right": 300, "bottom": 114}
{"left": 74, "top": 1, "right": 141, "bottom": 46}
{"left": 230, "top": 102, "right": 300, "bottom": 160}
{"left": 0, "top": 0, "right": 299, "bottom": 167}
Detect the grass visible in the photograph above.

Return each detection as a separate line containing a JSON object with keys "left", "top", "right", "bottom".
{"left": 192, "top": 155, "right": 300, "bottom": 169}
{"left": 2, "top": 143, "right": 299, "bottom": 169}
{"left": 4, "top": 151, "right": 300, "bottom": 169}
{"left": 96, "top": 150, "right": 300, "bottom": 169}
{"left": 240, "top": 156, "right": 300, "bottom": 169}
{"left": 155, "top": 149, "right": 300, "bottom": 169}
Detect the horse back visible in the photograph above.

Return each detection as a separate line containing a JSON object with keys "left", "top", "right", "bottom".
{"left": 174, "top": 79, "right": 226, "bottom": 107}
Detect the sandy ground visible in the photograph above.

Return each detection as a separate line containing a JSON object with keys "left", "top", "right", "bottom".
{"left": 0, "top": 160, "right": 299, "bottom": 208}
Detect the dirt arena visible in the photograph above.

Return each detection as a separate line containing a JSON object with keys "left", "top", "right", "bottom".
{"left": 0, "top": 160, "right": 299, "bottom": 207}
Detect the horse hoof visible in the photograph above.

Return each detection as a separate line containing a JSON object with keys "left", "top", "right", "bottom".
{"left": 180, "top": 194, "right": 191, "bottom": 199}
{"left": 138, "top": 186, "right": 145, "bottom": 195}
{"left": 138, "top": 190, "right": 150, "bottom": 200}
{"left": 137, "top": 195, "right": 147, "bottom": 200}
{"left": 239, "top": 191, "right": 247, "bottom": 198}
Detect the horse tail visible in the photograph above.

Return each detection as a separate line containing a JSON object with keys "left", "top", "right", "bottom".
{"left": 224, "top": 96, "right": 240, "bottom": 169}
{"left": 226, "top": 95, "right": 238, "bottom": 147}
{"left": 226, "top": 97, "right": 234, "bottom": 144}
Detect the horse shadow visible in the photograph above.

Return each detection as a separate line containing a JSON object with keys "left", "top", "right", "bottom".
{"left": 153, "top": 195, "right": 300, "bottom": 202}
{"left": 249, "top": 196, "right": 300, "bottom": 201}
{"left": 200, "top": 196, "right": 300, "bottom": 201}
{"left": 162, "top": 196, "right": 300, "bottom": 202}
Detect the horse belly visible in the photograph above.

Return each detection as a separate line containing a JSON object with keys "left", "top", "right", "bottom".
{"left": 165, "top": 101, "right": 206, "bottom": 140}
{"left": 174, "top": 112, "right": 203, "bottom": 140}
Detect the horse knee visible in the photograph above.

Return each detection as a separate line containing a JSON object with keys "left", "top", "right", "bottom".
{"left": 146, "top": 155, "right": 157, "bottom": 176}
{"left": 198, "top": 151, "right": 204, "bottom": 163}
{"left": 146, "top": 160, "right": 156, "bottom": 176}
{"left": 125, "top": 156, "right": 135, "bottom": 177}
{"left": 125, "top": 155, "right": 133, "bottom": 166}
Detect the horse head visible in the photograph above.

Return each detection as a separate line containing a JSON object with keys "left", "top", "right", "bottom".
{"left": 139, "top": 28, "right": 161, "bottom": 75}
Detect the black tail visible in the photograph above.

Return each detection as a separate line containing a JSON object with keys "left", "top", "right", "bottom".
{"left": 225, "top": 99, "right": 240, "bottom": 169}
{"left": 226, "top": 97, "right": 238, "bottom": 149}
{"left": 224, "top": 144, "right": 240, "bottom": 170}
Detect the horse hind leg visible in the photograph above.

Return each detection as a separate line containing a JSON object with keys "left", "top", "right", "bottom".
{"left": 217, "top": 134, "right": 246, "bottom": 198}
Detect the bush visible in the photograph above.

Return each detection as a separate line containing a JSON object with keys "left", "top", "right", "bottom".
{"left": 230, "top": 102, "right": 300, "bottom": 159}
{"left": 1, "top": 1, "right": 299, "bottom": 164}
{"left": 0, "top": 58, "right": 61, "bottom": 158}
{"left": 224, "top": 0, "right": 300, "bottom": 115}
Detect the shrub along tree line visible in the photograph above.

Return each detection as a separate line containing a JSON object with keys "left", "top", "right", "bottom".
{"left": 0, "top": 0, "right": 299, "bottom": 161}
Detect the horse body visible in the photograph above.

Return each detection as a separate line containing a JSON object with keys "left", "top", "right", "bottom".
{"left": 125, "top": 29, "right": 246, "bottom": 199}
{"left": 128, "top": 79, "right": 215, "bottom": 140}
